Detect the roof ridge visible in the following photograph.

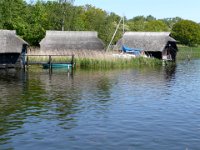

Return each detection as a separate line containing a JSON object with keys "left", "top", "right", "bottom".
{"left": 124, "top": 32, "right": 170, "bottom": 36}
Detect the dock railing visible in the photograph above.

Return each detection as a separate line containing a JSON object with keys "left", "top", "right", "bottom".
{"left": 22, "top": 54, "right": 75, "bottom": 71}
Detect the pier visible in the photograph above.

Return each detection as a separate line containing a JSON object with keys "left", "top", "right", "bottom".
{"left": 23, "top": 54, "right": 75, "bottom": 73}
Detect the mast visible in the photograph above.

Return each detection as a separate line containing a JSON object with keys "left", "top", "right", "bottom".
{"left": 123, "top": 16, "right": 125, "bottom": 35}
{"left": 106, "top": 16, "right": 123, "bottom": 52}
{"left": 122, "top": 16, "right": 125, "bottom": 46}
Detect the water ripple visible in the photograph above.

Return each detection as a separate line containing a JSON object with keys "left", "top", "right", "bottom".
{"left": 1, "top": 60, "right": 200, "bottom": 149}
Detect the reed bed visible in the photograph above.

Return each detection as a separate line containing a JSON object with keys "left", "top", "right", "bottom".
{"left": 177, "top": 46, "right": 200, "bottom": 60}
{"left": 28, "top": 48, "right": 162, "bottom": 69}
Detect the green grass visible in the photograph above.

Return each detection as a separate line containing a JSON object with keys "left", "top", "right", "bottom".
{"left": 26, "top": 55, "right": 162, "bottom": 70}
{"left": 75, "top": 57, "right": 162, "bottom": 70}
{"left": 177, "top": 45, "right": 200, "bottom": 60}
{"left": 27, "top": 49, "right": 163, "bottom": 70}
{"left": 26, "top": 45, "right": 200, "bottom": 70}
{"left": 25, "top": 46, "right": 200, "bottom": 71}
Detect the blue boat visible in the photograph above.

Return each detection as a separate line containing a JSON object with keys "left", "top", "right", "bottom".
{"left": 42, "top": 63, "right": 72, "bottom": 69}
{"left": 122, "top": 45, "right": 142, "bottom": 55}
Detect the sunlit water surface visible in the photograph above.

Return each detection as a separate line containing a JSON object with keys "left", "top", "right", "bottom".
{"left": 1, "top": 60, "right": 200, "bottom": 150}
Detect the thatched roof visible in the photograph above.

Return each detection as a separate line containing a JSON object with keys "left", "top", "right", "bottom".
{"left": 40, "top": 31, "right": 105, "bottom": 50}
{"left": 0, "top": 30, "right": 28, "bottom": 53}
{"left": 115, "top": 32, "right": 176, "bottom": 52}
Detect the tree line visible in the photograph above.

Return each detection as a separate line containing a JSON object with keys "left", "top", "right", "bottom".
{"left": 0, "top": 0, "right": 200, "bottom": 47}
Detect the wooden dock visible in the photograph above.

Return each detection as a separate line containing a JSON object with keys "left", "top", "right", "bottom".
{"left": 23, "top": 54, "right": 75, "bottom": 73}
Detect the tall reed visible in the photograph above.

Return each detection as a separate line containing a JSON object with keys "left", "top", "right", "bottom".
{"left": 177, "top": 46, "right": 200, "bottom": 60}
{"left": 28, "top": 48, "right": 162, "bottom": 69}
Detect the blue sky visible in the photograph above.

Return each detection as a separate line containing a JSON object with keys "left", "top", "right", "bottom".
{"left": 73, "top": 0, "right": 200, "bottom": 22}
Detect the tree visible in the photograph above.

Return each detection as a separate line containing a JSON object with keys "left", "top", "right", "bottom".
{"left": 130, "top": 16, "right": 146, "bottom": 22}
{"left": 161, "top": 17, "right": 182, "bottom": 29}
{"left": 0, "top": 0, "right": 27, "bottom": 30}
{"left": 99, "top": 13, "right": 122, "bottom": 45}
{"left": 171, "top": 20, "right": 200, "bottom": 46}
{"left": 144, "top": 20, "right": 169, "bottom": 32}
{"left": 146, "top": 15, "right": 156, "bottom": 22}
{"left": 0, "top": 0, "right": 3, "bottom": 28}
{"left": 70, "top": 6, "right": 86, "bottom": 31}
{"left": 24, "top": 1, "right": 48, "bottom": 45}
{"left": 127, "top": 16, "right": 146, "bottom": 31}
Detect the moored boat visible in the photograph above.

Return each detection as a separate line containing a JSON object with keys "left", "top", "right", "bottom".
{"left": 42, "top": 63, "right": 72, "bottom": 69}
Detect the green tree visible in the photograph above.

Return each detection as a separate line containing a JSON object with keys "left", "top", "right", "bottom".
{"left": 100, "top": 13, "right": 122, "bottom": 45}
{"left": 130, "top": 16, "right": 146, "bottom": 22}
{"left": 24, "top": 1, "right": 48, "bottom": 45}
{"left": 70, "top": 6, "right": 86, "bottom": 31}
{"left": 161, "top": 17, "right": 182, "bottom": 29}
{"left": 144, "top": 20, "right": 169, "bottom": 31}
{"left": 0, "top": 0, "right": 3, "bottom": 28}
{"left": 171, "top": 20, "right": 200, "bottom": 46}
{"left": 0, "top": 0, "right": 27, "bottom": 31}
{"left": 127, "top": 16, "right": 146, "bottom": 31}
{"left": 146, "top": 15, "right": 156, "bottom": 21}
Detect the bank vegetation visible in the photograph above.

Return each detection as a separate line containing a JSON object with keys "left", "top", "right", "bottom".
{"left": 1, "top": 0, "right": 200, "bottom": 47}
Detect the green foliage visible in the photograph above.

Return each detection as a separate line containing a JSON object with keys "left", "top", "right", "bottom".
{"left": 70, "top": 6, "right": 86, "bottom": 30}
{"left": 0, "top": 0, "right": 121, "bottom": 46}
{"left": 161, "top": 17, "right": 182, "bottom": 29}
{"left": 144, "top": 20, "right": 169, "bottom": 31}
{"left": 24, "top": 1, "right": 47, "bottom": 45}
{"left": 127, "top": 15, "right": 170, "bottom": 32}
{"left": 0, "top": 0, "right": 27, "bottom": 30}
{"left": 176, "top": 45, "right": 200, "bottom": 59}
{"left": 171, "top": 20, "right": 200, "bottom": 46}
{"left": 127, "top": 16, "right": 146, "bottom": 31}
{"left": 146, "top": 15, "right": 156, "bottom": 22}
{"left": 0, "top": 1, "right": 199, "bottom": 47}
{"left": 127, "top": 20, "right": 145, "bottom": 31}
{"left": 75, "top": 57, "right": 162, "bottom": 69}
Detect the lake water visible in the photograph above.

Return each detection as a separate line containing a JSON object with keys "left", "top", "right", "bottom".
{"left": 0, "top": 59, "right": 200, "bottom": 150}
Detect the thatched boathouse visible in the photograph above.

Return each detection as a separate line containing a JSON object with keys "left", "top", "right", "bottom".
{"left": 115, "top": 32, "right": 178, "bottom": 61}
{"left": 40, "top": 31, "right": 105, "bottom": 51}
{"left": 0, "top": 30, "right": 28, "bottom": 68}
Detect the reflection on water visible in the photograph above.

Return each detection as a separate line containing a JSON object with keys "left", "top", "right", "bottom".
{"left": 1, "top": 60, "right": 200, "bottom": 150}
{"left": 164, "top": 63, "right": 176, "bottom": 81}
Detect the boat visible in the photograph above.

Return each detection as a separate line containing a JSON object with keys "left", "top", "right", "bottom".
{"left": 122, "top": 45, "right": 142, "bottom": 56}
{"left": 106, "top": 16, "right": 143, "bottom": 57}
{"left": 42, "top": 63, "right": 72, "bottom": 69}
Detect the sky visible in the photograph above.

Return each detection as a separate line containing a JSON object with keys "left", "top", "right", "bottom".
{"left": 73, "top": 0, "right": 200, "bottom": 22}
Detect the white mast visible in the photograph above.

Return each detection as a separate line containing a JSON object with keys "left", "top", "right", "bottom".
{"left": 122, "top": 16, "right": 125, "bottom": 46}
{"left": 106, "top": 16, "right": 124, "bottom": 52}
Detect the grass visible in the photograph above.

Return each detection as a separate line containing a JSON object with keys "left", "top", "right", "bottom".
{"left": 27, "top": 48, "right": 162, "bottom": 69}
{"left": 25, "top": 45, "right": 200, "bottom": 71}
{"left": 27, "top": 45, "right": 200, "bottom": 70}
{"left": 76, "top": 57, "right": 162, "bottom": 69}
{"left": 177, "top": 45, "right": 200, "bottom": 60}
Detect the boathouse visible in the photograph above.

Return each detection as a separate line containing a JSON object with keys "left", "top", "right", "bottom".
{"left": 40, "top": 31, "right": 105, "bottom": 51}
{"left": 0, "top": 30, "right": 28, "bottom": 68}
{"left": 115, "top": 32, "right": 178, "bottom": 61}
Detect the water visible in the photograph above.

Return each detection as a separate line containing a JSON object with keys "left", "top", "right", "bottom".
{"left": 1, "top": 60, "right": 200, "bottom": 150}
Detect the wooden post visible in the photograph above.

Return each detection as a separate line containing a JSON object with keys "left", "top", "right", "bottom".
{"left": 26, "top": 55, "right": 29, "bottom": 70}
{"left": 21, "top": 53, "right": 25, "bottom": 69}
{"left": 49, "top": 55, "right": 52, "bottom": 74}
{"left": 71, "top": 54, "right": 75, "bottom": 70}
{"left": 22, "top": 54, "right": 26, "bottom": 72}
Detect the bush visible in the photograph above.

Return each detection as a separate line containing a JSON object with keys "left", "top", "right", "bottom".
{"left": 171, "top": 20, "right": 200, "bottom": 46}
